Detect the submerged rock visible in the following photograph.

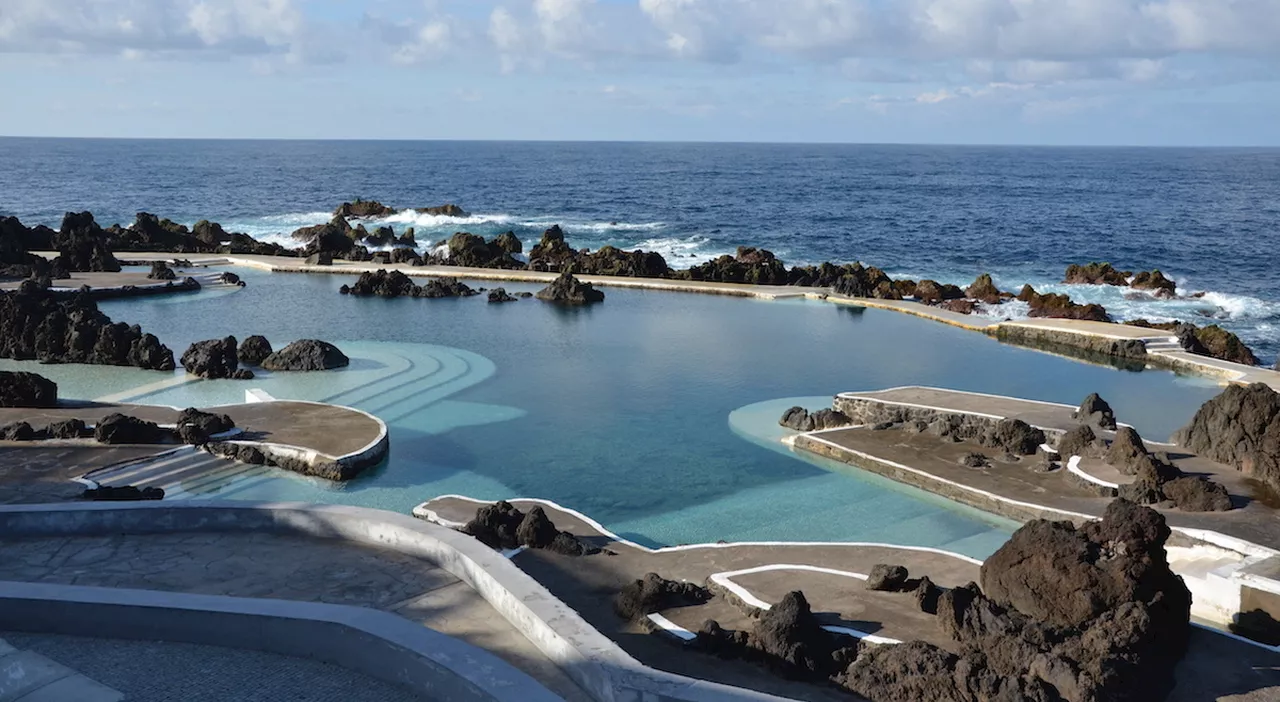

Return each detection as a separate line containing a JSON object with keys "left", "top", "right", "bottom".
{"left": 260, "top": 340, "right": 350, "bottom": 371}
{"left": 1064, "top": 262, "right": 1130, "bottom": 286}
{"left": 535, "top": 271, "right": 605, "bottom": 304}
{"left": 0, "top": 371, "right": 57, "bottom": 408}
{"left": 487, "top": 288, "right": 518, "bottom": 303}
{"left": 415, "top": 204, "right": 470, "bottom": 217}
{"left": 335, "top": 199, "right": 396, "bottom": 218}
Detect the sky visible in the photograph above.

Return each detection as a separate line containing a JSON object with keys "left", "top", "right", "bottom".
{"left": 1, "top": 0, "right": 1279, "bottom": 146}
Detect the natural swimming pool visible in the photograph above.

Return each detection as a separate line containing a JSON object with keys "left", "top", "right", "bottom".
{"left": 1, "top": 267, "right": 1226, "bottom": 557}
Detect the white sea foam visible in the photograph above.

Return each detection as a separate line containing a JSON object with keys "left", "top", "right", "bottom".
{"left": 373, "top": 211, "right": 517, "bottom": 229}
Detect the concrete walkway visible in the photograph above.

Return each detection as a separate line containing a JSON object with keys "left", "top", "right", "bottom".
{"left": 101, "top": 251, "right": 1280, "bottom": 390}
{"left": 0, "top": 531, "right": 591, "bottom": 702}
{"left": 0, "top": 636, "right": 123, "bottom": 701}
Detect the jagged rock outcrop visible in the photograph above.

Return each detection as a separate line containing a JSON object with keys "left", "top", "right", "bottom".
{"left": 865, "top": 564, "right": 910, "bottom": 592}
{"left": 1064, "top": 262, "right": 1130, "bottom": 286}
{"left": 1073, "top": 393, "right": 1116, "bottom": 430}
{"left": 487, "top": 288, "right": 517, "bottom": 303}
{"left": 0, "top": 285, "right": 174, "bottom": 370}
{"left": 293, "top": 216, "right": 360, "bottom": 258}
{"left": 914, "top": 280, "right": 965, "bottom": 304}
{"left": 842, "top": 500, "right": 1191, "bottom": 702}
{"left": 614, "top": 573, "right": 711, "bottom": 621}
{"left": 779, "top": 407, "right": 852, "bottom": 432}
{"left": 107, "top": 212, "right": 212, "bottom": 253}
{"left": 0, "top": 422, "right": 34, "bottom": 441}
{"left": 1125, "top": 320, "right": 1259, "bottom": 366}
{"left": 1174, "top": 383, "right": 1280, "bottom": 493}
{"left": 494, "top": 231, "right": 522, "bottom": 255}
{"left": 527, "top": 226, "right": 576, "bottom": 270}
{"left": 54, "top": 212, "right": 121, "bottom": 272}
{"left": 260, "top": 340, "right": 349, "bottom": 371}
{"left": 697, "top": 591, "right": 855, "bottom": 681}
{"left": 1017, "top": 284, "right": 1111, "bottom": 322}
{"left": 44, "top": 418, "right": 86, "bottom": 439}
{"left": 146, "top": 261, "right": 176, "bottom": 280}
{"left": 535, "top": 272, "right": 604, "bottom": 304}
{"left": 1130, "top": 270, "right": 1177, "bottom": 297}
{"left": 828, "top": 263, "right": 902, "bottom": 300}
{"left": 462, "top": 501, "right": 598, "bottom": 556}
{"left": 445, "top": 232, "right": 524, "bottom": 269}
{"left": 415, "top": 204, "right": 470, "bottom": 217}
{"left": 1057, "top": 424, "right": 1105, "bottom": 459}
{"left": 238, "top": 336, "right": 272, "bottom": 365}
{"left": 175, "top": 408, "right": 235, "bottom": 445}
{"left": 181, "top": 337, "right": 251, "bottom": 379}
{"left": 679, "top": 247, "right": 790, "bottom": 285}
{"left": 389, "top": 247, "right": 421, "bottom": 265}
{"left": 0, "top": 371, "right": 57, "bottom": 408}
{"left": 95, "top": 413, "right": 172, "bottom": 444}
{"left": 335, "top": 200, "right": 396, "bottom": 218}
{"left": 0, "top": 216, "right": 59, "bottom": 280}
{"left": 965, "top": 274, "right": 1006, "bottom": 305}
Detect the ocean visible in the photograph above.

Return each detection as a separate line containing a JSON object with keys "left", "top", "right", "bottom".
{"left": 1, "top": 138, "right": 1277, "bottom": 362}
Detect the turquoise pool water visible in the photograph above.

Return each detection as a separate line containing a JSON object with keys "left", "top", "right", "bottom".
{"left": 1, "top": 267, "right": 1226, "bottom": 557}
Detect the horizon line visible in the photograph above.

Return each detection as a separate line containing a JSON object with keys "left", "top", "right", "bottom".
{"left": 1, "top": 135, "right": 1278, "bottom": 149}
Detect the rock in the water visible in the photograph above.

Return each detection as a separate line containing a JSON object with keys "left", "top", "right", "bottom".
{"left": 1017, "top": 284, "right": 1112, "bottom": 322}
{"left": 82, "top": 485, "right": 164, "bottom": 501}
{"left": 181, "top": 336, "right": 240, "bottom": 379}
{"left": 535, "top": 271, "right": 605, "bottom": 304}
{"left": 913, "top": 280, "right": 965, "bottom": 304}
{"left": 487, "top": 288, "right": 518, "bottom": 303}
{"left": 1064, "top": 262, "right": 1130, "bottom": 286}
{"left": 779, "top": 407, "right": 852, "bottom": 432}
{"left": 1130, "top": 269, "right": 1177, "bottom": 297}
{"left": 445, "top": 232, "right": 523, "bottom": 269}
{"left": 0, "top": 286, "right": 175, "bottom": 370}
{"left": 0, "top": 371, "right": 57, "bottom": 408}
{"left": 614, "top": 572, "right": 710, "bottom": 621}
{"left": 94, "top": 413, "right": 172, "bottom": 445}
{"left": 421, "top": 277, "right": 478, "bottom": 298}
{"left": 146, "top": 261, "right": 176, "bottom": 280}
{"left": 238, "top": 336, "right": 272, "bottom": 365}
{"left": 965, "top": 273, "right": 1005, "bottom": 304}
{"left": 415, "top": 204, "right": 470, "bottom": 217}
{"left": 1074, "top": 392, "right": 1117, "bottom": 430}
{"left": 260, "top": 340, "right": 349, "bottom": 372}
{"left": 678, "top": 247, "right": 787, "bottom": 285}
{"left": 335, "top": 200, "right": 396, "bottom": 218}
{"left": 865, "top": 564, "right": 910, "bottom": 592}
{"left": 1175, "top": 383, "right": 1280, "bottom": 493}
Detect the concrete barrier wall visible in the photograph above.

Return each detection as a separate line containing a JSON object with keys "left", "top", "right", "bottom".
{"left": 0, "top": 580, "right": 555, "bottom": 702}
{"left": 0, "top": 502, "right": 794, "bottom": 702}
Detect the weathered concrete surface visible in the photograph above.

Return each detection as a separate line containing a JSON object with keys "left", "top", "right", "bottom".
{"left": 0, "top": 445, "right": 165, "bottom": 504}
{"left": 0, "top": 531, "right": 590, "bottom": 702}
{"left": 0, "top": 637, "right": 123, "bottom": 702}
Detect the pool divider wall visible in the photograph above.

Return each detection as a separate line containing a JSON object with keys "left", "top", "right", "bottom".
{"left": 0, "top": 501, "right": 796, "bottom": 702}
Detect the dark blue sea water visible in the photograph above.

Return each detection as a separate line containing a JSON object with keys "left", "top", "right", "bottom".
{"left": 2, "top": 138, "right": 1277, "bottom": 361}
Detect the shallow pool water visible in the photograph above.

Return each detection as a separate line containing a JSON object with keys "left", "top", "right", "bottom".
{"left": 1, "top": 267, "right": 1226, "bottom": 557}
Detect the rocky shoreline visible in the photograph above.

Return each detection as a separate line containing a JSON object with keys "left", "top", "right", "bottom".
{"left": 1, "top": 203, "right": 1270, "bottom": 370}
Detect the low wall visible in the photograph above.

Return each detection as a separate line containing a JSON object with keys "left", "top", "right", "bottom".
{"left": 990, "top": 325, "right": 1150, "bottom": 372}
{"left": 0, "top": 581, "right": 552, "bottom": 702}
{"left": 0, "top": 502, "right": 792, "bottom": 702}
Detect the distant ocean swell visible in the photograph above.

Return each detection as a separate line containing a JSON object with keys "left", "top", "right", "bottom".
{"left": 220, "top": 208, "right": 1278, "bottom": 366}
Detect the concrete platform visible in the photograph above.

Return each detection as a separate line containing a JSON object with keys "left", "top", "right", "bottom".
{"left": 417, "top": 495, "right": 1280, "bottom": 702}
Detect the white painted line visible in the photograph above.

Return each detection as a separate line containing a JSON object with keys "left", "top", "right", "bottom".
{"left": 244, "top": 389, "right": 276, "bottom": 403}
{"left": 413, "top": 495, "right": 984, "bottom": 565}
{"left": 1066, "top": 456, "right": 1119, "bottom": 490}
{"left": 647, "top": 613, "right": 697, "bottom": 642}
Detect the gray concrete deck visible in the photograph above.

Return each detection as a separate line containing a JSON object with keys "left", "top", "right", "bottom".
{"left": 0, "top": 445, "right": 167, "bottom": 504}
{"left": 0, "top": 400, "right": 382, "bottom": 462}
{"left": 0, "top": 531, "right": 591, "bottom": 701}
{"left": 419, "top": 496, "right": 1280, "bottom": 702}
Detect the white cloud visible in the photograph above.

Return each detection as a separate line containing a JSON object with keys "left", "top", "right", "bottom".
{"left": 392, "top": 20, "right": 453, "bottom": 64}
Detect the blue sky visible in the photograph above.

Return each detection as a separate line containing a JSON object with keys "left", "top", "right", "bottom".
{"left": 1, "top": 0, "right": 1278, "bottom": 145}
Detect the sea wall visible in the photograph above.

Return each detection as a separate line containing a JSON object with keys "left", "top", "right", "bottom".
{"left": 990, "top": 325, "right": 1149, "bottom": 372}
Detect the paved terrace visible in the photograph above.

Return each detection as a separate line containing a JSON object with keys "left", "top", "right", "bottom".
{"left": 103, "top": 251, "right": 1280, "bottom": 390}
{"left": 0, "top": 400, "right": 381, "bottom": 463}
{"left": 0, "top": 268, "right": 234, "bottom": 298}
{"left": 0, "top": 530, "right": 591, "bottom": 701}
{"left": 418, "top": 496, "right": 1280, "bottom": 702}
{"left": 806, "top": 387, "right": 1280, "bottom": 550}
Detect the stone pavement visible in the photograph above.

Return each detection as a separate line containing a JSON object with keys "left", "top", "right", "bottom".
{"left": 0, "top": 531, "right": 591, "bottom": 702}
{"left": 0, "top": 636, "right": 122, "bottom": 701}
{"left": 4, "top": 632, "right": 426, "bottom": 702}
